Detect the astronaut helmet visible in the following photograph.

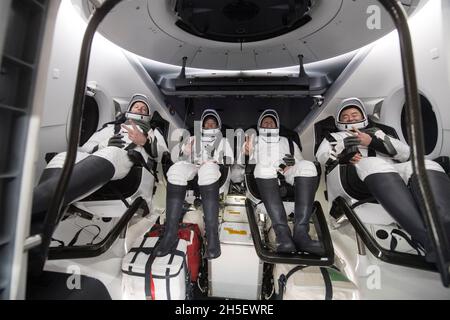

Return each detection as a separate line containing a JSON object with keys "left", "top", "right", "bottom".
{"left": 335, "top": 98, "right": 369, "bottom": 131}
{"left": 201, "top": 109, "right": 222, "bottom": 144}
{"left": 258, "top": 109, "right": 280, "bottom": 143}
{"left": 125, "top": 94, "right": 152, "bottom": 124}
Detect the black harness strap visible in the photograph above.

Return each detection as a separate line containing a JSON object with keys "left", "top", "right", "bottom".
{"left": 390, "top": 229, "right": 424, "bottom": 256}
{"left": 288, "top": 139, "right": 294, "bottom": 156}
{"left": 368, "top": 148, "right": 377, "bottom": 157}
{"left": 114, "top": 121, "right": 122, "bottom": 135}
{"left": 278, "top": 265, "right": 334, "bottom": 300}
{"left": 51, "top": 238, "right": 65, "bottom": 247}
{"left": 129, "top": 237, "right": 147, "bottom": 273}
{"left": 105, "top": 183, "right": 131, "bottom": 208}
{"left": 325, "top": 132, "right": 337, "bottom": 143}
{"left": 277, "top": 266, "right": 307, "bottom": 300}
{"left": 68, "top": 224, "right": 102, "bottom": 246}
{"left": 144, "top": 238, "right": 160, "bottom": 300}
{"left": 166, "top": 253, "right": 175, "bottom": 300}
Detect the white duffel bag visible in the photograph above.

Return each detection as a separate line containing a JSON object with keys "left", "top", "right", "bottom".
{"left": 121, "top": 235, "right": 189, "bottom": 300}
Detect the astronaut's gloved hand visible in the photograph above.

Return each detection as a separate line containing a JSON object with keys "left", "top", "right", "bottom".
{"left": 339, "top": 137, "right": 361, "bottom": 165}
{"left": 343, "top": 136, "right": 360, "bottom": 149}
{"left": 282, "top": 154, "right": 296, "bottom": 167}
{"left": 108, "top": 134, "right": 126, "bottom": 149}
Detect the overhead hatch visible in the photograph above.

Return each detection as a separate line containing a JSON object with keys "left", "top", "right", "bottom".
{"left": 174, "top": 0, "right": 313, "bottom": 43}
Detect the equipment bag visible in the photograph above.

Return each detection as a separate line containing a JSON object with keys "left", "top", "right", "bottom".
{"left": 122, "top": 234, "right": 188, "bottom": 300}
{"left": 148, "top": 223, "right": 202, "bottom": 282}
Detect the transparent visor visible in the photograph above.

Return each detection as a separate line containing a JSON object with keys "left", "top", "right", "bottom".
{"left": 201, "top": 128, "right": 221, "bottom": 143}
{"left": 126, "top": 112, "right": 151, "bottom": 122}
{"left": 259, "top": 128, "right": 279, "bottom": 136}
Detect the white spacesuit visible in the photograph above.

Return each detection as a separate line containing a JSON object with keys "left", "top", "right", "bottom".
{"left": 316, "top": 98, "right": 443, "bottom": 182}
{"left": 252, "top": 110, "right": 317, "bottom": 183}
{"left": 167, "top": 109, "right": 233, "bottom": 187}
{"left": 248, "top": 109, "right": 323, "bottom": 255}
{"left": 155, "top": 109, "right": 233, "bottom": 259}
{"left": 315, "top": 98, "right": 450, "bottom": 261}
{"left": 32, "top": 94, "right": 168, "bottom": 220}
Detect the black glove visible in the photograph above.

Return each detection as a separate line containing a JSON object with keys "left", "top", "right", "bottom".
{"left": 343, "top": 136, "right": 360, "bottom": 149}
{"left": 338, "top": 136, "right": 360, "bottom": 164}
{"left": 282, "top": 154, "right": 296, "bottom": 167}
{"left": 108, "top": 134, "right": 126, "bottom": 149}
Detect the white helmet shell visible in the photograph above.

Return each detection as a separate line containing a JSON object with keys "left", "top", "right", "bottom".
{"left": 335, "top": 98, "right": 369, "bottom": 131}
{"left": 201, "top": 109, "right": 222, "bottom": 144}
{"left": 258, "top": 109, "right": 280, "bottom": 143}
{"left": 125, "top": 94, "right": 152, "bottom": 123}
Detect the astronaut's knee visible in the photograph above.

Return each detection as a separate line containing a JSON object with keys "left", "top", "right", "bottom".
{"left": 355, "top": 157, "right": 396, "bottom": 181}
{"left": 293, "top": 160, "right": 318, "bottom": 178}
{"left": 100, "top": 146, "right": 124, "bottom": 157}
{"left": 198, "top": 162, "right": 220, "bottom": 186}
{"left": 425, "top": 159, "right": 445, "bottom": 173}
{"left": 46, "top": 151, "right": 90, "bottom": 169}
{"left": 254, "top": 164, "right": 278, "bottom": 180}
{"left": 167, "top": 163, "right": 189, "bottom": 186}
{"left": 46, "top": 152, "right": 68, "bottom": 169}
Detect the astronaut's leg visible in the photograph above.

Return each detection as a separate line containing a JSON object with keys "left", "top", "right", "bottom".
{"left": 397, "top": 159, "right": 445, "bottom": 183}
{"left": 32, "top": 154, "right": 116, "bottom": 217}
{"left": 358, "top": 158, "right": 431, "bottom": 254}
{"left": 285, "top": 161, "right": 324, "bottom": 255}
{"left": 92, "top": 146, "right": 135, "bottom": 181}
{"left": 255, "top": 163, "right": 296, "bottom": 253}
{"left": 407, "top": 160, "right": 450, "bottom": 262}
{"left": 33, "top": 146, "right": 135, "bottom": 214}
{"left": 198, "top": 162, "right": 222, "bottom": 259}
{"left": 31, "top": 152, "right": 92, "bottom": 225}
{"left": 155, "top": 162, "right": 197, "bottom": 257}
{"left": 39, "top": 152, "right": 91, "bottom": 183}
